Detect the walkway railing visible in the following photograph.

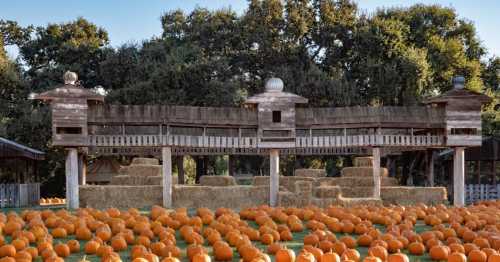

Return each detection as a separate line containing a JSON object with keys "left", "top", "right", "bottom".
{"left": 89, "top": 134, "right": 444, "bottom": 148}
{"left": 465, "top": 184, "right": 500, "bottom": 204}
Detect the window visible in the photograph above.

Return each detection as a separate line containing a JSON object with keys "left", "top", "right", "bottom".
{"left": 272, "top": 111, "right": 281, "bottom": 123}
{"left": 450, "top": 128, "right": 477, "bottom": 135}
{"left": 56, "top": 127, "right": 82, "bottom": 134}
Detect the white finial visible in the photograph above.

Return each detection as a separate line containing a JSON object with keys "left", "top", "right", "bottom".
{"left": 265, "top": 77, "right": 284, "bottom": 92}
{"left": 63, "top": 71, "right": 78, "bottom": 85}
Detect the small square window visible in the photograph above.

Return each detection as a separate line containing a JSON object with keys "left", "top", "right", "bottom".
{"left": 272, "top": 111, "right": 281, "bottom": 123}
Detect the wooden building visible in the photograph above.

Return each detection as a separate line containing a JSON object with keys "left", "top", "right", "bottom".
{"left": 0, "top": 137, "right": 43, "bottom": 207}
{"left": 31, "top": 72, "right": 491, "bottom": 209}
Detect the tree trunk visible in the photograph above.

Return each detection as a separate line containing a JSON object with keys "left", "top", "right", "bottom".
{"left": 195, "top": 156, "right": 205, "bottom": 183}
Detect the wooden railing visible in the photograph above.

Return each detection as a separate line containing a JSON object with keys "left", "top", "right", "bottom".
{"left": 465, "top": 184, "right": 500, "bottom": 204}
{"left": 0, "top": 183, "right": 40, "bottom": 208}
{"left": 89, "top": 134, "right": 443, "bottom": 148}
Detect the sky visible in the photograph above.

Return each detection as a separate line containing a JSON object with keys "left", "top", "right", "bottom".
{"left": 1, "top": 0, "right": 499, "bottom": 58}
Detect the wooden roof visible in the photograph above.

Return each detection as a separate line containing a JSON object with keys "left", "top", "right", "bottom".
{"left": 0, "top": 137, "right": 45, "bottom": 160}
{"left": 424, "top": 88, "right": 491, "bottom": 104}
{"left": 31, "top": 84, "right": 104, "bottom": 102}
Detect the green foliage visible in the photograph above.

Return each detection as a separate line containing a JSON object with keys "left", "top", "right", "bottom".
{"left": 0, "top": 1, "right": 498, "bottom": 196}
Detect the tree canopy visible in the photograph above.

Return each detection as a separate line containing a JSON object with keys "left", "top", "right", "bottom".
{"left": 0, "top": 1, "right": 498, "bottom": 192}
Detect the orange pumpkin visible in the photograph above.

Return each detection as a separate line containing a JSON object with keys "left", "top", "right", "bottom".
{"left": 54, "top": 243, "right": 70, "bottom": 258}
{"left": 296, "top": 251, "right": 316, "bottom": 262}
{"left": 275, "top": 247, "right": 296, "bottom": 262}
{"left": 448, "top": 252, "right": 467, "bottom": 262}
{"left": 468, "top": 250, "right": 487, "bottom": 262}
{"left": 408, "top": 242, "right": 425, "bottom": 255}
{"left": 0, "top": 245, "right": 16, "bottom": 258}
{"left": 387, "top": 252, "right": 409, "bottom": 262}
{"left": 341, "top": 249, "right": 360, "bottom": 262}
{"left": 429, "top": 245, "right": 449, "bottom": 260}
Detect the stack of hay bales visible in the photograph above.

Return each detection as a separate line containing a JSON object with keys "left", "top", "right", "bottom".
{"left": 110, "top": 158, "right": 178, "bottom": 185}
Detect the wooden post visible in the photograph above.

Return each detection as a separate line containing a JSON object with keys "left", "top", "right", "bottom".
{"left": 427, "top": 150, "right": 435, "bottom": 187}
{"left": 78, "top": 154, "right": 86, "bottom": 185}
{"left": 373, "top": 147, "right": 381, "bottom": 198}
{"left": 162, "top": 147, "right": 172, "bottom": 208}
{"left": 453, "top": 147, "right": 465, "bottom": 206}
{"left": 65, "top": 148, "right": 79, "bottom": 209}
{"left": 270, "top": 149, "right": 279, "bottom": 207}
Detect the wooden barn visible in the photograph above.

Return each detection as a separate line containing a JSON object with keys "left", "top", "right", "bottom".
{"left": 0, "top": 137, "right": 43, "bottom": 207}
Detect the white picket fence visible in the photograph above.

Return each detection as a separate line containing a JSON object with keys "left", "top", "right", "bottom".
{"left": 0, "top": 183, "right": 40, "bottom": 208}
{"left": 465, "top": 184, "right": 500, "bottom": 204}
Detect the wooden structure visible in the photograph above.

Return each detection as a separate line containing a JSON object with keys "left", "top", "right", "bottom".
{"left": 31, "top": 72, "right": 490, "bottom": 208}
{"left": 440, "top": 136, "right": 500, "bottom": 203}
{"left": 0, "top": 137, "right": 43, "bottom": 207}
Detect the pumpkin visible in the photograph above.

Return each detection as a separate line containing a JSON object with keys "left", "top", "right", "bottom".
{"left": 304, "top": 234, "right": 320, "bottom": 246}
{"left": 14, "top": 250, "right": 32, "bottom": 261}
{"left": 408, "top": 242, "right": 425, "bottom": 255}
{"left": 111, "top": 236, "right": 128, "bottom": 251}
{"left": 51, "top": 228, "right": 67, "bottom": 238}
{"left": 54, "top": 243, "right": 70, "bottom": 258}
{"left": 341, "top": 249, "right": 360, "bottom": 262}
{"left": 261, "top": 233, "right": 274, "bottom": 245}
{"left": 25, "top": 247, "right": 38, "bottom": 259}
{"left": 296, "top": 251, "right": 316, "bottom": 262}
{"left": 468, "top": 250, "right": 487, "bottom": 262}
{"left": 186, "top": 244, "right": 207, "bottom": 260}
{"left": 321, "top": 250, "right": 340, "bottom": 262}
{"left": 448, "top": 252, "right": 467, "bottom": 262}
{"left": 488, "top": 253, "right": 500, "bottom": 262}
{"left": 318, "top": 240, "right": 334, "bottom": 252}
{"left": 340, "top": 236, "right": 357, "bottom": 249}
{"left": 362, "top": 252, "right": 382, "bottom": 262}
{"left": 430, "top": 245, "right": 450, "bottom": 260}
{"left": 96, "top": 245, "right": 114, "bottom": 258}
{"left": 84, "top": 240, "right": 100, "bottom": 255}
{"left": 213, "top": 242, "right": 233, "bottom": 261}
{"left": 75, "top": 227, "right": 92, "bottom": 240}
{"left": 368, "top": 246, "right": 388, "bottom": 261}
{"left": 275, "top": 247, "right": 296, "bottom": 262}
{"left": 0, "top": 245, "right": 16, "bottom": 257}
{"left": 11, "top": 239, "right": 26, "bottom": 251}
{"left": 303, "top": 246, "right": 323, "bottom": 262}
{"left": 67, "top": 239, "right": 80, "bottom": 253}
{"left": 357, "top": 234, "right": 373, "bottom": 247}
{"left": 387, "top": 252, "right": 409, "bottom": 262}
{"left": 332, "top": 241, "right": 347, "bottom": 255}
{"left": 267, "top": 243, "right": 283, "bottom": 255}
{"left": 387, "top": 239, "right": 403, "bottom": 253}
{"left": 192, "top": 252, "right": 211, "bottom": 262}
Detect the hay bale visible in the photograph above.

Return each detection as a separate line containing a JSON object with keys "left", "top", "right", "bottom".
{"left": 79, "top": 185, "right": 162, "bottom": 209}
{"left": 341, "top": 167, "right": 388, "bottom": 177}
{"left": 311, "top": 197, "right": 341, "bottom": 208}
{"left": 120, "top": 165, "right": 162, "bottom": 177}
{"left": 110, "top": 175, "right": 178, "bottom": 185}
{"left": 354, "top": 157, "right": 373, "bottom": 167}
{"left": 340, "top": 186, "right": 374, "bottom": 198}
{"left": 295, "top": 181, "right": 313, "bottom": 194}
{"left": 252, "top": 176, "right": 270, "bottom": 186}
{"left": 295, "top": 169, "right": 326, "bottom": 178}
{"left": 131, "top": 158, "right": 159, "bottom": 165}
{"left": 278, "top": 192, "right": 297, "bottom": 207}
{"left": 199, "top": 176, "right": 237, "bottom": 186}
{"left": 314, "top": 186, "right": 341, "bottom": 198}
{"left": 339, "top": 197, "right": 382, "bottom": 207}
{"left": 382, "top": 177, "right": 399, "bottom": 186}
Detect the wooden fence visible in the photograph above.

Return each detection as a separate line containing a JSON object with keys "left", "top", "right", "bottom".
{"left": 0, "top": 183, "right": 40, "bottom": 208}
{"left": 465, "top": 184, "right": 500, "bottom": 204}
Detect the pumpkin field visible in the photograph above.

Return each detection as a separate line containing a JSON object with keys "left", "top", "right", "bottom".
{"left": 1, "top": 201, "right": 500, "bottom": 262}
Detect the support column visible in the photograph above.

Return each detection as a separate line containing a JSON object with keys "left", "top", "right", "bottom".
{"left": 373, "top": 147, "right": 381, "bottom": 198}
{"left": 65, "top": 148, "right": 79, "bottom": 209}
{"left": 269, "top": 149, "right": 279, "bottom": 207}
{"left": 453, "top": 147, "right": 465, "bottom": 206}
{"left": 162, "top": 147, "right": 172, "bottom": 208}
{"left": 78, "top": 154, "right": 86, "bottom": 185}
{"left": 426, "top": 150, "right": 435, "bottom": 187}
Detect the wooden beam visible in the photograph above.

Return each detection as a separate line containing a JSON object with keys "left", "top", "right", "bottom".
{"left": 269, "top": 149, "right": 279, "bottom": 207}
{"left": 453, "top": 147, "right": 465, "bottom": 206}
{"left": 373, "top": 147, "right": 381, "bottom": 198}
{"left": 162, "top": 147, "right": 172, "bottom": 208}
{"left": 65, "top": 148, "right": 79, "bottom": 209}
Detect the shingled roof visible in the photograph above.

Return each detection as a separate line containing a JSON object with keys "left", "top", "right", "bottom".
{"left": 0, "top": 137, "right": 45, "bottom": 160}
